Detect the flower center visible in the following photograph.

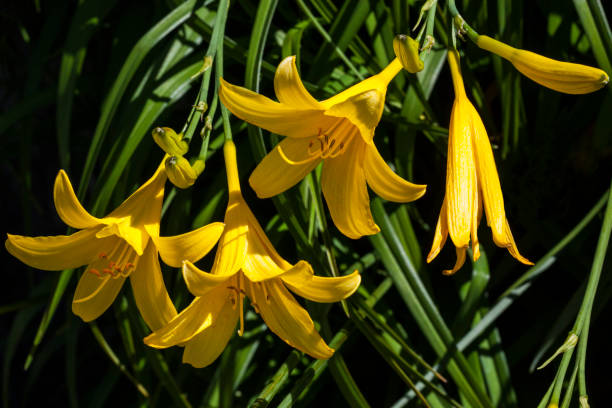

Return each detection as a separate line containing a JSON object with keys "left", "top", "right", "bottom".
{"left": 307, "top": 120, "right": 353, "bottom": 159}
{"left": 88, "top": 240, "right": 138, "bottom": 279}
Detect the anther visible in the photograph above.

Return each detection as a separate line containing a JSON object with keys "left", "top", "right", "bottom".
{"left": 89, "top": 269, "right": 101, "bottom": 277}
{"left": 98, "top": 252, "right": 107, "bottom": 259}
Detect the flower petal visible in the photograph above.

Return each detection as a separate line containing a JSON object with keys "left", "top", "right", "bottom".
{"left": 129, "top": 242, "right": 177, "bottom": 331}
{"left": 274, "top": 56, "right": 320, "bottom": 108}
{"left": 241, "top": 206, "right": 293, "bottom": 282}
{"left": 445, "top": 98, "right": 477, "bottom": 248}
{"left": 219, "top": 78, "right": 332, "bottom": 139}
{"left": 182, "top": 296, "right": 239, "bottom": 368}
{"left": 54, "top": 170, "right": 101, "bottom": 229}
{"left": 497, "top": 219, "right": 533, "bottom": 266}
{"left": 427, "top": 199, "right": 449, "bottom": 263}
{"left": 144, "top": 285, "right": 232, "bottom": 348}
{"left": 210, "top": 199, "right": 248, "bottom": 276}
{"left": 249, "top": 137, "right": 321, "bottom": 199}
{"left": 72, "top": 271, "right": 126, "bottom": 322}
{"left": 5, "top": 229, "right": 110, "bottom": 271}
{"left": 470, "top": 105, "right": 506, "bottom": 241}
{"left": 248, "top": 280, "right": 334, "bottom": 359}
{"left": 321, "top": 139, "right": 379, "bottom": 239}
{"left": 182, "top": 261, "right": 231, "bottom": 296}
{"left": 151, "top": 222, "right": 225, "bottom": 268}
{"left": 96, "top": 221, "right": 148, "bottom": 257}
{"left": 281, "top": 262, "right": 361, "bottom": 302}
{"left": 364, "top": 144, "right": 426, "bottom": 203}
{"left": 324, "top": 89, "right": 384, "bottom": 144}
{"left": 442, "top": 247, "right": 467, "bottom": 275}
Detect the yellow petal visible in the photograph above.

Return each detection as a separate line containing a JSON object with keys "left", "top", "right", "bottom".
{"left": 96, "top": 221, "right": 147, "bottom": 257}
{"left": 274, "top": 56, "right": 320, "bottom": 109}
{"left": 53, "top": 170, "right": 101, "bottom": 229}
{"left": 281, "top": 262, "right": 361, "bottom": 302}
{"left": 427, "top": 199, "right": 449, "bottom": 263}
{"left": 210, "top": 199, "right": 248, "bottom": 277}
{"left": 477, "top": 35, "right": 609, "bottom": 94}
{"left": 241, "top": 206, "right": 293, "bottom": 282}
{"left": 249, "top": 137, "right": 321, "bottom": 199}
{"left": 324, "top": 89, "right": 384, "bottom": 144}
{"left": 72, "top": 270, "right": 126, "bottom": 322}
{"left": 105, "top": 159, "right": 166, "bottom": 233}
{"left": 129, "top": 242, "right": 177, "bottom": 331}
{"left": 470, "top": 103, "right": 505, "bottom": 240}
{"left": 182, "top": 295, "right": 239, "bottom": 368}
{"left": 5, "top": 229, "right": 111, "bottom": 271}
{"left": 445, "top": 97, "right": 477, "bottom": 248}
{"left": 219, "top": 78, "right": 333, "bottom": 138}
{"left": 364, "top": 144, "right": 426, "bottom": 202}
{"left": 497, "top": 219, "right": 533, "bottom": 266}
{"left": 182, "top": 261, "right": 231, "bottom": 296}
{"left": 321, "top": 58, "right": 402, "bottom": 108}
{"left": 321, "top": 139, "right": 379, "bottom": 239}
{"left": 151, "top": 222, "right": 225, "bottom": 268}
{"left": 442, "top": 247, "right": 467, "bottom": 275}
{"left": 144, "top": 285, "right": 232, "bottom": 348}
{"left": 248, "top": 280, "right": 334, "bottom": 359}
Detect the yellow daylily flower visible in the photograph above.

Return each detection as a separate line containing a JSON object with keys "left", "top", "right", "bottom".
{"left": 427, "top": 50, "right": 533, "bottom": 275}
{"left": 219, "top": 56, "right": 426, "bottom": 239}
{"left": 144, "top": 140, "right": 361, "bottom": 367}
{"left": 476, "top": 35, "right": 609, "bottom": 94}
{"left": 5, "top": 161, "right": 224, "bottom": 330}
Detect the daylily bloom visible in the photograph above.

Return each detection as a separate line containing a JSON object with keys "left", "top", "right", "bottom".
{"left": 144, "top": 140, "right": 361, "bottom": 367}
{"left": 219, "top": 56, "right": 426, "bottom": 239}
{"left": 5, "top": 161, "right": 224, "bottom": 330}
{"left": 476, "top": 35, "right": 609, "bottom": 94}
{"left": 427, "top": 50, "right": 533, "bottom": 274}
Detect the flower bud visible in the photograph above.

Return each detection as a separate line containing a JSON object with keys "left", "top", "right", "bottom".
{"left": 165, "top": 156, "right": 204, "bottom": 189}
{"left": 393, "top": 35, "right": 424, "bottom": 73}
{"left": 152, "top": 127, "right": 188, "bottom": 156}
{"left": 476, "top": 35, "right": 609, "bottom": 94}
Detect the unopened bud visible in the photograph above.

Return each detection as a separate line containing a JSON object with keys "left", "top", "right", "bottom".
{"left": 537, "top": 333, "right": 578, "bottom": 370}
{"left": 152, "top": 127, "right": 188, "bottom": 156}
{"left": 165, "top": 156, "right": 204, "bottom": 189}
{"left": 393, "top": 35, "right": 424, "bottom": 73}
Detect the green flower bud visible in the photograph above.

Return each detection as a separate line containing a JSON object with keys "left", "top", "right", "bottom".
{"left": 393, "top": 35, "right": 424, "bottom": 73}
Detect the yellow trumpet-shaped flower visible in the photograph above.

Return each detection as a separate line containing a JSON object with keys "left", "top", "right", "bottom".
{"left": 144, "top": 141, "right": 361, "bottom": 367}
{"left": 476, "top": 35, "right": 609, "bottom": 94}
{"left": 427, "top": 50, "right": 533, "bottom": 275}
{"left": 219, "top": 56, "right": 426, "bottom": 239}
{"left": 5, "top": 162, "right": 224, "bottom": 330}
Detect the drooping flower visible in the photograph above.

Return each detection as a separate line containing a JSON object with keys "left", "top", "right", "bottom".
{"left": 218, "top": 56, "right": 426, "bottom": 239}
{"left": 475, "top": 35, "right": 609, "bottom": 94}
{"left": 144, "top": 140, "right": 361, "bottom": 367}
{"left": 427, "top": 50, "right": 533, "bottom": 275}
{"left": 5, "top": 161, "right": 224, "bottom": 330}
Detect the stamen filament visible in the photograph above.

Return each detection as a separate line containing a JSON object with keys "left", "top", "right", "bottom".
{"left": 237, "top": 274, "right": 245, "bottom": 336}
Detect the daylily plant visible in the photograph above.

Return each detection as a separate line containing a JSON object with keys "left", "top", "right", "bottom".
{"left": 5, "top": 161, "right": 224, "bottom": 330}
{"left": 427, "top": 50, "right": 533, "bottom": 274}
{"left": 219, "top": 56, "right": 426, "bottom": 239}
{"left": 144, "top": 140, "right": 361, "bottom": 367}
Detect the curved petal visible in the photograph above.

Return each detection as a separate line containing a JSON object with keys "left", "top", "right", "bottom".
{"left": 364, "top": 144, "right": 426, "bottom": 203}
{"left": 471, "top": 104, "right": 505, "bottom": 240}
{"left": 281, "top": 262, "right": 361, "bottom": 302}
{"left": 427, "top": 199, "right": 449, "bottom": 263}
{"left": 442, "top": 247, "right": 467, "bottom": 275}
{"left": 144, "top": 286, "right": 232, "bottom": 348}
{"left": 151, "top": 222, "right": 225, "bottom": 268}
{"left": 321, "top": 140, "right": 379, "bottom": 239}
{"left": 96, "top": 221, "right": 148, "bottom": 257}
{"left": 5, "top": 228, "right": 111, "bottom": 271}
{"left": 72, "top": 271, "right": 126, "bottom": 322}
{"left": 446, "top": 98, "right": 477, "bottom": 248}
{"left": 497, "top": 219, "right": 533, "bottom": 266}
{"left": 129, "top": 242, "right": 177, "bottom": 331}
{"left": 219, "top": 78, "right": 334, "bottom": 139}
{"left": 210, "top": 199, "right": 248, "bottom": 276}
{"left": 324, "top": 89, "right": 384, "bottom": 144}
{"left": 182, "top": 261, "right": 231, "bottom": 297}
{"left": 274, "top": 56, "right": 320, "bottom": 108}
{"left": 249, "top": 137, "right": 321, "bottom": 199}
{"left": 54, "top": 170, "right": 101, "bottom": 229}
{"left": 248, "top": 280, "right": 334, "bottom": 359}
{"left": 182, "top": 295, "right": 239, "bottom": 368}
